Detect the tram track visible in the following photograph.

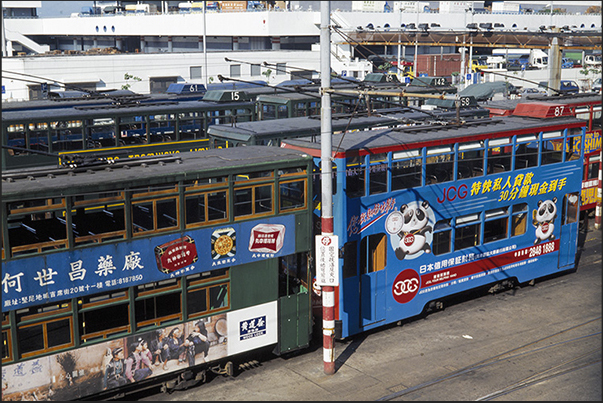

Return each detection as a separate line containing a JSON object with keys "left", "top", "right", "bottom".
{"left": 378, "top": 316, "right": 602, "bottom": 401}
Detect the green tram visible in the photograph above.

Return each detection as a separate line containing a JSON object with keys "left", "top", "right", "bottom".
{"left": 1, "top": 94, "right": 257, "bottom": 171}
{"left": 1, "top": 147, "right": 313, "bottom": 400}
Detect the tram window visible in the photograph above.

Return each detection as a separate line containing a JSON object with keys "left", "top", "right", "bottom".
{"left": 511, "top": 203, "right": 528, "bottom": 237}
{"left": 17, "top": 325, "right": 45, "bottom": 356}
{"left": 149, "top": 113, "right": 175, "bottom": 143}
{"left": 51, "top": 120, "right": 84, "bottom": 152}
{"left": 16, "top": 302, "right": 73, "bottom": 358}
{"left": 276, "top": 105, "right": 288, "bottom": 119}
{"left": 255, "top": 186, "right": 273, "bottom": 214}
{"left": 77, "top": 291, "right": 130, "bottom": 343}
{"left": 178, "top": 112, "right": 205, "bottom": 141}
{"left": 72, "top": 202, "right": 126, "bottom": 245}
{"left": 234, "top": 184, "right": 274, "bottom": 218}
{"left": 7, "top": 210, "right": 68, "bottom": 256}
{"left": 2, "top": 312, "right": 12, "bottom": 363}
{"left": 368, "top": 153, "right": 388, "bottom": 195}
{"left": 280, "top": 179, "right": 306, "bottom": 211}
{"left": 186, "top": 269, "right": 230, "bottom": 318}
{"left": 279, "top": 254, "right": 309, "bottom": 297}
{"left": 132, "top": 197, "right": 179, "bottom": 234}
{"left": 119, "top": 116, "right": 146, "bottom": 144}
{"left": 346, "top": 156, "right": 365, "bottom": 198}
{"left": 360, "top": 233, "right": 387, "bottom": 274}
{"left": 541, "top": 132, "right": 564, "bottom": 166}
{"left": 457, "top": 141, "right": 484, "bottom": 178}
{"left": 342, "top": 241, "right": 358, "bottom": 279}
{"left": 87, "top": 118, "right": 116, "bottom": 148}
{"left": 185, "top": 190, "right": 228, "bottom": 227}
{"left": 514, "top": 135, "right": 539, "bottom": 169}
{"left": 308, "top": 101, "right": 319, "bottom": 116}
{"left": 29, "top": 122, "right": 50, "bottom": 152}
{"left": 562, "top": 193, "right": 580, "bottom": 225}
{"left": 487, "top": 138, "right": 511, "bottom": 174}
{"left": 392, "top": 150, "right": 422, "bottom": 190}
{"left": 454, "top": 214, "right": 481, "bottom": 251}
{"left": 135, "top": 279, "right": 182, "bottom": 328}
{"left": 426, "top": 146, "right": 453, "bottom": 184}
{"left": 262, "top": 104, "right": 277, "bottom": 120}
{"left": 294, "top": 102, "right": 307, "bottom": 117}
{"left": 586, "top": 155, "right": 600, "bottom": 180}
{"left": 484, "top": 207, "right": 509, "bottom": 244}
{"left": 566, "top": 128, "right": 582, "bottom": 161}
{"left": 575, "top": 107, "right": 590, "bottom": 121}
{"left": 236, "top": 107, "right": 254, "bottom": 122}
{"left": 6, "top": 124, "right": 26, "bottom": 154}
{"left": 2, "top": 329, "right": 11, "bottom": 363}
{"left": 432, "top": 219, "right": 451, "bottom": 256}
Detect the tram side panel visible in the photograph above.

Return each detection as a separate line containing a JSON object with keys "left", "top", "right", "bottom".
{"left": 1, "top": 217, "right": 311, "bottom": 401}
{"left": 329, "top": 133, "right": 585, "bottom": 339}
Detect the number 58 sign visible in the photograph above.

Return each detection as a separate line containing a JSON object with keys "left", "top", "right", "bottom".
{"left": 315, "top": 235, "right": 339, "bottom": 286}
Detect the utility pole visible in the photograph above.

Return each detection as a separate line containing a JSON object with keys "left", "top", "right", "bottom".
{"left": 319, "top": 0, "right": 337, "bottom": 376}
{"left": 203, "top": 1, "right": 208, "bottom": 88}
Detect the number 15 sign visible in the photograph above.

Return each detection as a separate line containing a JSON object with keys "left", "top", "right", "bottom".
{"left": 315, "top": 235, "right": 339, "bottom": 286}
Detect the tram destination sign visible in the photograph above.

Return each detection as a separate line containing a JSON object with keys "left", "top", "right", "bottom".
{"left": 315, "top": 235, "right": 339, "bottom": 286}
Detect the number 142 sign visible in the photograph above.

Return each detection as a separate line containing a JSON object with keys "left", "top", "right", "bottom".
{"left": 315, "top": 235, "right": 339, "bottom": 286}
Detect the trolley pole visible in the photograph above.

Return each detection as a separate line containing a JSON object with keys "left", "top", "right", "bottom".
{"left": 320, "top": 1, "right": 336, "bottom": 376}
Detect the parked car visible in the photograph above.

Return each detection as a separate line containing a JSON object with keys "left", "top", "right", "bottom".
{"left": 538, "top": 80, "right": 579, "bottom": 94}
{"left": 561, "top": 58, "right": 574, "bottom": 68}
{"left": 519, "top": 87, "right": 544, "bottom": 97}
{"left": 592, "top": 77, "right": 602, "bottom": 93}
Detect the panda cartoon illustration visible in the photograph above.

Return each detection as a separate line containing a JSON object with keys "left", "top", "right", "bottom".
{"left": 532, "top": 197, "right": 557, "bottom": 245}
{"left": 394, "top": 201, "right": 433, "bottom": 260}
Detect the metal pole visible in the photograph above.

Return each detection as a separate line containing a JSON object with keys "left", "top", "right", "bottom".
{"left": 548, "top": 37, "right": 561, "bottom": 95}
{"left": 397, "top": 6, "right": 401, "bottom": 81}
{"left": 203, "top": 1, "right": 208, "bottom": 88}
{"left": 413, "top": 6, "right": 418, "bottom": 77}
{"left": 320, "top": 0, "right": 335, "bottom": 376}
{"left": 596, "top": 147, "right": 602, "bottom": 230}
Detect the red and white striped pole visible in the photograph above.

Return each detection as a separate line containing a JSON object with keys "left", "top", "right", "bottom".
{"left": 320, "top": 1, "right": 336, "bottom": 375}
{"left": 322, "top": 256, "right": 335, "bottom": 375}
{"left": 595, "top": 147, "right": 602, "bottom": 230}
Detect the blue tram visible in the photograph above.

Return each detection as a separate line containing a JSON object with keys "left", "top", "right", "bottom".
{"left": 281, "top": 103, "right": 586, "bottom": 338}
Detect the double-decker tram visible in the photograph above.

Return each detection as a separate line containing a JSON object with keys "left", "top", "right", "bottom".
{"left": 481, "top": 92, "right": 602, "bottom": 213}
{"left": 281, "top": 104, "right": 586, "bottom": 339}
{"left": 1, "top": 147, "right": 313, "bottom": 400}
{"left": 1, "top": 96, "right": 257, "bottom": 171}
{"left": 208, "top": 99, "right": 489, "bottom": 148}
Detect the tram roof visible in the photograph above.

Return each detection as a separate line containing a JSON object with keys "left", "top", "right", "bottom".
{"left": 2, "top": 98, "right": 255, "bottom": 122}
{"left": 207, "top": 106, "right": 490, "bottom": 141}
{"left": 281, "top": 115, "right": 585, "bottom": 158}
{"left": 482, "top": 92, "right": 602, "bottom": 111}
{"left": 2, "top": 147, "right": 311, "bottom": 199}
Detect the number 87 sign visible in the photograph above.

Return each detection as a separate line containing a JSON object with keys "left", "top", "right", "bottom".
{"left": 315, "top": 235, "right": 339, "bottom": 286}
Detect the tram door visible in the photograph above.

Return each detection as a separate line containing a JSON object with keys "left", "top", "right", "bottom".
{"left": 559, "top": 192, "right": 580, "bottom": 269}
{"left": 277, "top": 254, "right": 310, "bottom": 354}
{"left": 359, "top": 233, "right": 387, "bottom": 327}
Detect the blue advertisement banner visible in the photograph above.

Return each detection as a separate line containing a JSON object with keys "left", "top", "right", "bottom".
{"left": 2, "top": 215, "right": 295, "bottom": 312}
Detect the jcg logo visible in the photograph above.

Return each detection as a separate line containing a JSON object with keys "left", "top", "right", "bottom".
{"left": 392, "top": 269, "right": 420, "bottom": 304}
